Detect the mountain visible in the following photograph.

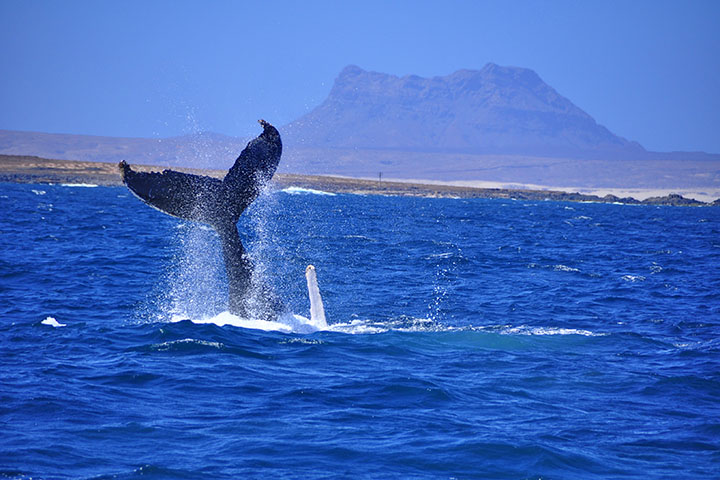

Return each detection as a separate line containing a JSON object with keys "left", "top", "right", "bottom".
{"left": 284, "top": 63, "right": 644, "bottom": 158}
{"left": 278, "top": 64, "right": 719, "bottom": 188}
{"left": 1, "top": 63, "right": 719, "bottom": 189}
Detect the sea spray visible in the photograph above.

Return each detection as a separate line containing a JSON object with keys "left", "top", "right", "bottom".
{"left": 165, "top": 222, "right": 227, "bottom": 319}
{"left": 242, "top": 183, "right": 290, "bottom": 318}
{"left": 149, "top": 113, "right": 274, "bottom": 320}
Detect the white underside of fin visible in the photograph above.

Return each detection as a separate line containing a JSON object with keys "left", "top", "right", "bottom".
{"left": 305, "top": 265, "right": 327, "bottom": 329}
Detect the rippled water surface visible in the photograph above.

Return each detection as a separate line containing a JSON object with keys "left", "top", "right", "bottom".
{"left": 1, "top": 182, "right": 719, "bottom": 479}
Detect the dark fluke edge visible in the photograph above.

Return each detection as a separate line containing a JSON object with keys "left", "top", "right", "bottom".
{"left": 118, "top": 120, "right": 283, "bottom": 319}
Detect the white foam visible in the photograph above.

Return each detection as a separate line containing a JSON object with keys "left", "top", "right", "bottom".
{"left": 166, "top": 312, "right": 605, "bottom": 338}
{"left": 154, "top": 338, "right": 224, "bottom": 351}
{"left": 281, "top": 186, "right": 336, "bottom": 196}
{"left": 328, "top": 318, "right": 441, "bottom": 334}
{"left": 328, "top": 320, "right": 605, "bottom": 337}
{"left": 426, "top": 252, "right": 453, "bottom": 259}
{"left": 31, "top": 189, "right": 46, "bottom": 195}
{"left": 60, "top": 183, "right": 98, "bottom": 188}
{"left": 554, "top": 264, "right": 580, "bottom": 273}
{"left": 171, "top": 311, "right": 327, "bottom": 334}
{"left": 168, "top": 311, "right": 436, "bottom": 335}
{"left": 499, "top": 325, "right": 604, "bottom": 336}
{"left": 41, "top": 316, "right": 66, "bottom": 328}
{"left": 621, "top": 274, "right": 646, "bottom": 282}
{"left": 344, "top": 235, "right": 376, "bottom": 241}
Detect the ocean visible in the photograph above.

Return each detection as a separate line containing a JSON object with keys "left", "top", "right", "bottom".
{"left": 1, "top": 182, "right": 718, "bottom": 479}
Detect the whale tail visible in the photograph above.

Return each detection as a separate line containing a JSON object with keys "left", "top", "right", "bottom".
{"left": 119, "top": 120, "right": 281, "bottom": 226}
{"left": 119, "top": 120, "right": 283, "bottom": 318}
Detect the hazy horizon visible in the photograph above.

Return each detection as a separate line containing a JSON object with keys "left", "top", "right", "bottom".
{"left": 1, "top": 0, "right": 719, "bottom": 153}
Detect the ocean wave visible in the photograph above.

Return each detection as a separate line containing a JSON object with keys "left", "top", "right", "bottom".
{"left": 425, "top": 252, "right": 454, "bottom": 259}
{"left": 60, "top": 183, "right": 99, "bottom": 188}
{"left": 621, "top": 274, "right": 646, "bottom": 282}
{"left": 344, "top": 234, "right": 376, "bottom": 242}
{"left": 165, "top": 312, "right": 606, "bottom": 338}
{"left": 281, "top": 186, "right": 336, "bottom": 196}
{"left": 553, "top": 264, "right": 581, "bottom": 273}
{"left": 170, "top": 311, "right": 327, "bottom": 334}
{"left": 498, "top": 325, "right": 605, "bottom": 337}
{"left": 151, "top": 338, "right": 225, "bottom": 351}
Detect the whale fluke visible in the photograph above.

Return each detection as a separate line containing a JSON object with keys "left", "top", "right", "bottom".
{"left": 119, "top": 120, "right": 283, "bottom": 319}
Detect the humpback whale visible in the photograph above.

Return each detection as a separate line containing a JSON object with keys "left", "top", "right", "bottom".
{"left": 119, "top": 120, "right": 283, "bottom": 319}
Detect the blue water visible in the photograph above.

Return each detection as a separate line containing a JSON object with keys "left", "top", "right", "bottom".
{"left": 1, "top": 182, "right": 719, "bottom": 479}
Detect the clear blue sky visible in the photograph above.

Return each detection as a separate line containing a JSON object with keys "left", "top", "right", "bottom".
{"left": 1, "top": 0, "right": 719, "bottom": 153}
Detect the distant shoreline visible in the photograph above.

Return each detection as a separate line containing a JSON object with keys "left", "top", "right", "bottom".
{"left": 0, "top": 154, "right": 717, "bottom": 206}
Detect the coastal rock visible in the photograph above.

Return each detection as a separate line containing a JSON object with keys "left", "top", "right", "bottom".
{"left": 602, "top": 194, "right": 640, "bottom": 204}
{"left": 641, "top": 193, "right": 704, "bottom": 206}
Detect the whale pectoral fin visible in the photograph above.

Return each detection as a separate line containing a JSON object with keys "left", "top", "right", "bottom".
{"left": 305, "top": 265, "right": 327, "bottom": 328}
{"left": 119, "top": 161, "right": 223, "bottom": 223}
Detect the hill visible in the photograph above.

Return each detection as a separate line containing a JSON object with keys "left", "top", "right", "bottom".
{"left": 1, "top": 64, "right": 719, "bottom": 189}
{"left": 284, "top": 63, "right": 643, "bottom": 158}
{"left": 280, "top": 64, "right": 720, "bottom": 188}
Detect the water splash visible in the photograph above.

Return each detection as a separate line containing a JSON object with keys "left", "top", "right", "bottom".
{"left": 164, "top": 222, "right": 227, "bottom": 319}
{"left": 41, "top": 316, "right": 66, "bottom": 328}
{"left": 427, "top": 241, "right": 463, "bottom": 322}
{"left": 243, "top": 183, "right": 288, "bottom": 318}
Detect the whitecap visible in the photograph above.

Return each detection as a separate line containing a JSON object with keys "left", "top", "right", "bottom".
{"left": 327, "top": 317, "right": 452, "bottom": 335}
{"left": 60, "top": 183, "right": 98, "bottom": 188}
{"left": 171, "top": 311, "right": 327, "bottom": 334}
{"left": 281, "top": 186, "right": 336, "bottom": 196}
{"left": 164, "top": 313, "right": 608, "bottom": 338}
{"left": 166, "top": 312, "right": 452, "bottom": 335}
{"left": 554, "top": 264, "right": 580, "bottom": 273}
{"left": 153, "top": 338, "right": 224, "bottom": 351}
{"left": 328, "top": 319, "right": 388, "bottom": 334}
{"left": 279, "top": 338, "right": 324, "bottom": 345}
{"left": 344, "top": 235, "right": 376, "bottom": 241}
{"left": 621, "top": 274, "right": 646, "bottom": 282}
{"left": 41, "top": 316, "right": 66, "bottom": 328}
{"left": 426, "top": 252, "right": 453, "bottom": 259}
{"left": 31, "top": 189, "right": 46, "bottom": 195}
{"left": 500, "top": 325, "right": 604, "bottom": 337}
